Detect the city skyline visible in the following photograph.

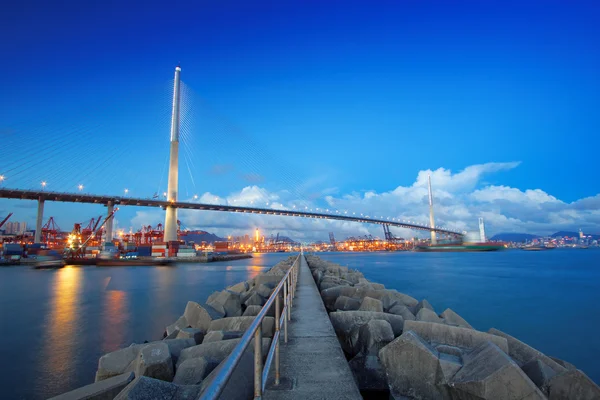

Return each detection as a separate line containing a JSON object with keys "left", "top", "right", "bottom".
{"left": 1, "top": 1, "right": 599, "bottom": 240}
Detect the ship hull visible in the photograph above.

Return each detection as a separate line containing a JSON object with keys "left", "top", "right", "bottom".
{"left": 96, "top": 258, "right": 173, "bottom": 267}
{"left": 415, "top": 243, "right": 504, "bottom": 252}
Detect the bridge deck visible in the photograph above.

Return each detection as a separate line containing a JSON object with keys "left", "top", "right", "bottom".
{"left": 264, "top": 255, "right": 362, "bottom": 400}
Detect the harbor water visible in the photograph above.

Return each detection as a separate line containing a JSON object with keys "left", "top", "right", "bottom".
{"left": 0, "top": 250, "right": 598, "bottom": 399}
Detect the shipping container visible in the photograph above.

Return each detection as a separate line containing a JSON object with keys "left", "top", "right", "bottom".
{"left": 137, "top": 246, "right": 152, "bottom": 256}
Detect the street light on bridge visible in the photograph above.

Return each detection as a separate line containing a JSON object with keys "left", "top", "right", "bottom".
{"left": 124, "top": 188, "right": 129, "bottom": 196}
{"left": 41, "top": 181, "right": 47, "bottom": 191}
{"left": 78, "top": 184, "right": 84, "bottom": 191}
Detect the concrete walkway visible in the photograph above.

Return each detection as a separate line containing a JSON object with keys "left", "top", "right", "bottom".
{"left": 264, "top": 255, "right": 362, "bottom": 400}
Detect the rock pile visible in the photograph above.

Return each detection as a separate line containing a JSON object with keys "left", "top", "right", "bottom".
{"left": 306, "top": 255, "right": 600, "bottom": 400}
{"left": 52, "top": 256, "right": 297, "bottom": 400}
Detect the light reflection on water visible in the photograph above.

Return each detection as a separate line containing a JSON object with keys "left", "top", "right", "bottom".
{"left": 102, "top": 289, "right": 128, "bottom": 354}
{"left": 43, "top": 267, "right": 81, "bottom": 383}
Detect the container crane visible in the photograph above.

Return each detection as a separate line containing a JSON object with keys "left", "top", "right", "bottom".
{"left": 329, "top": 232, "right": 336, "bottom": 251}
{"left": 42, "top": 217, "right": 61, "bottom": 247}
{"left": 67, "top": 208, "right": 119, "bottom": 258}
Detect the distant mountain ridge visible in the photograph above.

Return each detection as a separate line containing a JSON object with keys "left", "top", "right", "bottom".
{"left": 181, "top": 230, "right": 226, "bottom": 243}
{"left": 489, "top": 233, "right": 540, "bottom": 242}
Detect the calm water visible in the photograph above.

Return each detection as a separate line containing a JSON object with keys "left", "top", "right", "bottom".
{"left": 0, "top": 250, "right": 598, "bottom": 399}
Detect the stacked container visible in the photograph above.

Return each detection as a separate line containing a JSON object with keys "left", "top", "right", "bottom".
{"left": 176, "top": 246, "right": 196, "bottom": 258}
{"left": 152, "top": 242, "right": 167, "bottom": 257}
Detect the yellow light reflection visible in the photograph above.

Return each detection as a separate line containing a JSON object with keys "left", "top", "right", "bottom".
{"left": 102, "top": 290, "right": 128, "bottom": 354}
{"left": 42, "top": 266, "right": 81, "bottom": 380}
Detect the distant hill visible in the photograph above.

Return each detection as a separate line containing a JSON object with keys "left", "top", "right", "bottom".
{"left": 277, "top": 235, "right": 298, "bottom": 244}
{"left": 180, "top": 230, "right": 226, "bottom": 243}
{"left": 489, "top": 233, "right": 540, "bottom": 242}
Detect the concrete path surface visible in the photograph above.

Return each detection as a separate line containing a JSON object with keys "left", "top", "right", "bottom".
{"left": 263, "top": 254, "right": 362, "bottom": 400}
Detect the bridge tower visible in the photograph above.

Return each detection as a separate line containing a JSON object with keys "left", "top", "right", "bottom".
{"left": 428, "top": 174, "right": 437, "bottom": 245}
{"left": 164, "top": 66, "right": 182, "bottom": 242}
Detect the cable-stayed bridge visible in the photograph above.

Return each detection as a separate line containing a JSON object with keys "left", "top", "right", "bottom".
{"left": 0, "top": 66, "right": 463, "bottom": 244}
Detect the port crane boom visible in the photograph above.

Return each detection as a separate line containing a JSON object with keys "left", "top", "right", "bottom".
{"left": 0, "top": 213, "right": 12, "bottom": 229}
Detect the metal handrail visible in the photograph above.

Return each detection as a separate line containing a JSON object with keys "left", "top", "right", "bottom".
{"left": 199, "top": 253, "right": 300, "bottom": 400}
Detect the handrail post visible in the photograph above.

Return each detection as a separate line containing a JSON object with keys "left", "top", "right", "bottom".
{"left": 254, "top": 324, "right": 263, "bottom": 399}
{"left": 286, "top": 275, "right": 291, "bottom": 321}
{"left": 283, "top": 280, "right": 288, "bottom": 343}
{"left": 275, "top": 290, "right": 281, "bottom": 385}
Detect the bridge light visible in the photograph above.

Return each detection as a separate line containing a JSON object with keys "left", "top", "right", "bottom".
{"left": 194, "top": 194, "right": 198, "bottom": 199}
{"left": 78, "top": 184, "right": 84, "bottom": 191}
{"left": 41, "top": 181, "right": 47, "bottom": 190}
{"left": 0, "top": 174, "right": 5, "bottom": 183}
{"left": 124, "top": 188, "right": 129, "bottom": 195}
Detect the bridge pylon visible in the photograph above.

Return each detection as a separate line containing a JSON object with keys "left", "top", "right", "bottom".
{"left": 164, "top": 66, "right": 182, "bottom": 242}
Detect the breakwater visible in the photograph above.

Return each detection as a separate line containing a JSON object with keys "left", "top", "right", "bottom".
{"left": 50, "top": 256, "right": 298, "bottom": 400}
{"left": 305, "top": 255, "right": 600, "bottom": 399}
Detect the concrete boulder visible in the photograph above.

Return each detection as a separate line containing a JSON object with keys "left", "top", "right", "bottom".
{"left": 49, "top": 372, "right": 134, "bottom": 400}
{"left": 417, "top": 308, "right": 444, "bottom": 324}
{"left": 183, "top": 301, "right": 224, "bottom": 332}
{"left": 334, "top": 296, "right": 361, "bottom": 311}
{"left": 547, "top": 369, "right": 600, "bottom": 400}
{"left": 321, "top": 286, "right": 361, "bottom": 311}
{"left": 198, "top": 343, "right": 261, "bottom": 400}
{"left": 329, "top": 311, "right": 404, "bottom": 355}
{"left": 172, "top": 357, "right": 213, "bottom": 385}
{"left": 521, "top": 359, "right": 557, "bottom": 393}
{"left": 202, "top": 330, "right": 244, "bottom": 343}
{"left": 254, "top": 274, "right": 283, "bottom": 287}
{"left": 359, "top": 297, "right": 384, "bottom": 313}
{"left": 207, "top": 290, "right": 242, "bottom": 317}
{"left": 320, "top": 276, "right": 353, "bottom": 290}
{"left": 488, "top": 328, "right": 566, "bottom": 374}
{"left": 244, "top": 292, "right": 264, "bottom": 307}
{"left": 379, "top": 331, "right": 451, "bottom": 399}
{"left": 176, "top": 328, "right": 204, "bottom": 345}
{"left": 166, "top": 315, "right": 189, "bottom": 336}
{"left": 114, "top": 376, "right": 202, "bottom": 400}
{"left": 163, "top": 338, "right": 197, "bottom": 365}
{"left": 450, "top": 341, "right": 546, "bottom": 400}
{"left": 405, "top": 320, "right": 509, "bottom": 353}
{"left": 256, "top": 284, "right": 273, "bottom": 299}
{"left": 414, "top": 299, "right": 435, "bottom": 314}
{"left": 388, "top": 304, "right": 416, "bottom": 321}
{"left": 226, "top": 281, "right": 249, "bottom": 294}
{"left": 440, "top": 308, "right": 473, "bottom": 329}
{"left": 549, "top": 356, "right": 576, "bottom": 371}
{"left": 95, "top": 344, "right": 143, "bottom": 382}
{"left": 349, "top": 354, "right": 388, "bottom": 392}
{"left": 164, "top": 330, "right": 180, "bottom": 340}
{"left": 177, "top": 337, "right": 271, "bottom": 368}
{"left": 354, "top": 319, "right": 394, "bottom": 356}
{"left": 242, "top": 305, "right": 263, "bottom": 317}
{"left": 134, "top": 342, "right": 174, "bottom": 382}
{"left": 208, "top": 316, "right": 275, "bottom": 338}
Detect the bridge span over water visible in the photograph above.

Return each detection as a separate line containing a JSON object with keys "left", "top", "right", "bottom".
{"left": 0, "top": 188, "right": 463, "bottom": 237}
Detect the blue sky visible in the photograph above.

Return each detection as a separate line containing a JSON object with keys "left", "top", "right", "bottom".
{"left": 1, "top": 0, "right": 599, "bottom": 239}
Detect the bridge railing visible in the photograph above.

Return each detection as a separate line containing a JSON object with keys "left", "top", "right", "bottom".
{"left": 199, "top": 253, "right": 300, "bottom": 400}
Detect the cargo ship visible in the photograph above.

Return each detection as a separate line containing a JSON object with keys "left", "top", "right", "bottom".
{"left": 414, "top": 242, "right": 505, "bottom": 252}
{"left": 521, "top": 245, "right": 556, "bottom": 251}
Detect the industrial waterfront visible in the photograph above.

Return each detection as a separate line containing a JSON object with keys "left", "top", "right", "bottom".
{"left": 0, "top": 250, "right": 597, "bottom": 399}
